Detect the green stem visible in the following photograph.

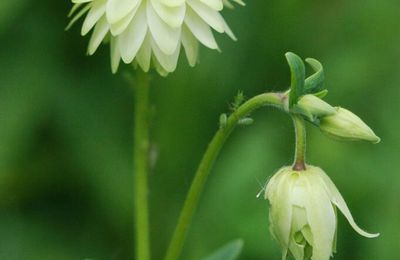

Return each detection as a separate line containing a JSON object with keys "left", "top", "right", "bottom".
{"left": 133, "top": 71, "right": 151, "bottom": 260}
{"left": 164, "top": 92, "right": 285, "bottom": 260}
{"left": 291, "top": 114, "right": 307, "bottom": 171}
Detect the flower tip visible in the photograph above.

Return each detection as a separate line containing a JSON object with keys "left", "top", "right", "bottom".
{"left": 372, "top": 136, "right": 381, "bottom": 144}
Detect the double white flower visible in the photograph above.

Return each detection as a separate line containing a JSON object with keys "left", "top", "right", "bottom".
{"left": 68, "top": 0, "right": 243, "bottom": 74}
{"left": 265, "top": 166, "right": 378, "bottom": 260}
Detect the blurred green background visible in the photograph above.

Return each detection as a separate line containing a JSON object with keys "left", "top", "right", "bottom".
{"left": 0, "top": 0, "right": 398, "bottom": 259}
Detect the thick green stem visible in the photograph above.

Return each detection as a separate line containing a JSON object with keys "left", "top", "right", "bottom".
{"left": 133, "top": 71, "right": 151, "bottom": 260}
{"left": 164, "top": 92, "right": 285, "bottom": 260}
{"left": 291, "top": 114, "right": 307, "bottom": 171}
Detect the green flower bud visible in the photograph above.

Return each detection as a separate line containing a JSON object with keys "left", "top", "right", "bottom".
{"left": 265, "top": 166, "right": 378, "bottom": 260}
{"left": 319, "top": 107, "right": 380, "bottom": 143}
{"left": 297, "top": 94, "right": 336, "bottom": 117}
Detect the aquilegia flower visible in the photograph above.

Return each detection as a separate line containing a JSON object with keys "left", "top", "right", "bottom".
{"left": 265, "top": 166, "right": 378, "bottom": 260}
{"left": 67, "top": 0, "right": 243, "bottom": 75}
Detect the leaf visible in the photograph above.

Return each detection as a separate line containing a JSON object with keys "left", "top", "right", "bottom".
{"left": 304, "top": 58, "right": 325, "bottom": 94}
{"left": 203, "top": 239, "right": 244, "bottom": 260}
{"left": 285, "top": 52, "right": 305, "bottom": 108}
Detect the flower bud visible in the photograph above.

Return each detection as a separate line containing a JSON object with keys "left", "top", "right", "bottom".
{"left": 319, "top": 107, "right": 380, "bottom": 143}
{"left": 265, "top": 166, "right": 378, "bottom": 260}
{"left": 297, "top": 94, "right": 336, "bottom": 117}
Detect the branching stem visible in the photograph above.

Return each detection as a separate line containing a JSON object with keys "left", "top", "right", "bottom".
{"left": 164, "top": 92, "right": 285, "bottom": 260}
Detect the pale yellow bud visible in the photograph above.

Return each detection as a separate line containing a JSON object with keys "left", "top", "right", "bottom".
{"left": 319, "top": 107, "right": 380, "bottom": 143}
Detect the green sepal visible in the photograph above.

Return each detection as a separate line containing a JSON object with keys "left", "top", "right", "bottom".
{"left": 304, "top": 58, "right": 325, "bottom": 94}
{"left": 314, "top": 89, "right": 328, "bottom": 99}
{"left": 285, "top": 52, "right": 305, "bottom": 108}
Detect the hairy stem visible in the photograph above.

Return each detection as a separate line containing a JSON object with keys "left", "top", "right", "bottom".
{"left": 133, "top": 71, "right": 151, "bottom": 260}
{"left": 164, "top": 92, "right": 285, "bottom": 260}
{"left": 291, "top": 114, "right": 307, "bottom": 171}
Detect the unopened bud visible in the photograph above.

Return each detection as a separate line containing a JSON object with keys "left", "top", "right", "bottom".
{"left": 297, "top": 94, "right": 336, "bottom": 117}
{"left": 319, "top": 107, "right": 380, "bottom": 143}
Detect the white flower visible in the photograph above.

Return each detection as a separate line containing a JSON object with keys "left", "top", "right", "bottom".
{"left": 265, "top": 166, "right": 379, "bottom": 260}
{"left": 67, "top": 0, "right": 241, "bottom": 75}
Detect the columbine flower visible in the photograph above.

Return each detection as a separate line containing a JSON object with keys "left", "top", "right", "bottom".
{"left": 265, "top": 166, "right": 379, "bottom": 260}
{"left": 319, "top": 107, "right": 380, "bottom": 143}
{"left": 67, "top": 0, "right": 241, "bottom": 75}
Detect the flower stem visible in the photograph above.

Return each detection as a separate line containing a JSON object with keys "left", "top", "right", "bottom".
{"left": 164, "top": 92, "right": 285, "bottom": 260}
{"left": 133, "top": 71, "right": 151, "bottom": 260}
{"left": 291, "top": 114, "right": 307, "bottom": 171}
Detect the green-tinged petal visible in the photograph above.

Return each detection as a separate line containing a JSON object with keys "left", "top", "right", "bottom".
{"left": 317, "top": 170, "right": 379, "bottom": 238}
{"left": 147, "top": 0, "right": 181, "bottom": 55}
{"left": 303, "top": 169, "right": 336, "bottom": 260}
{"left": 200, "top": 0, "right": 223, "bottom": 11}
{"left": 135, "top": 33, "right": 152, "bottom": 72}
{"left": 87, "top": 16, "right": 109, "bottom": 55}
{"left": 81, "top": 0, "right": 107, "bottom": 36}
{"left": 187, "top": 0, "right": 225, "bottom": 33}
{"left": 109, "top": 6, "right": 138, "bottom": 36}
{"left": 66, "top": 4, "right": 91, "bottom": 30}
{"left": 181, "top": 25, "right": 199, "bottom": 67}
{"left": 106, "top": 0, "right": 140, "bottom": 24}
{"left": 266, "top": 168, "right": 295, "bottom": 258}
{"left": 151, "top": 0, "right": 186, "bottom": 28}
{"left": 110, "top": 37, "right": 121, "bottom": 73}
{"left": 118, "top": 3, "right": 147, "bottom": 63}
{"left": 184, "top": 6, "right": 219, "bottom": 50}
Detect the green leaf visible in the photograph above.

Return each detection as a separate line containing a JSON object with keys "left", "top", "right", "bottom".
{"left": 285, "top": 52, "right": 305, "bottom": 108}
{"left": 203, "top": 239, "right": 244, "bottom": 260}
{"left": 304, "top": 58, "right": 325, "bottom": 93}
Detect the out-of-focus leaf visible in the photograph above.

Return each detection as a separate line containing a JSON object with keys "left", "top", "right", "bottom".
{"left": 203, "top": 239, "right": 244, "bottom": 260}
{"left": 0, "top": 0, "right": 31, "bottom": 32}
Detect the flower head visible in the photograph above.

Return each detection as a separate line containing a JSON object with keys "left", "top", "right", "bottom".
{"left": 319, "top": 107, "right": 380, "bottom": 143}
{"left": 265, "top": 166, "right": 378, "bottom": 260}
{"left": 67, "top": 0, "right": 240, "bottom": 75}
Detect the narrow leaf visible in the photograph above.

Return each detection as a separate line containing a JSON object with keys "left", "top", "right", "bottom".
{"left": 203, "top": 239, "right": 244, "bottom": 260}
{"left": 285, "top": 52, "right": 305, "bottom": 108}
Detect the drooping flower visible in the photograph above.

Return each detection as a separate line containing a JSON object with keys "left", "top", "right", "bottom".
{"left": 319, "top": 107, "right": 380, "bottom": 143}
{"left": 67, "top": 0, "right": 242, "bottom": 75}
{"left": 265, "top": 166, "right": 379, "bottom": 260}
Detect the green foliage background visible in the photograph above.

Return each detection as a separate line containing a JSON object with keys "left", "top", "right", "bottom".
{"left": 0, "top": 0, "right": 398, "bottom": 259}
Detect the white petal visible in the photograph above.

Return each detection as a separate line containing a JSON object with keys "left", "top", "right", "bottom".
{"left": 109, "top": 5, "right": 139, "bottom": 35}
{"left": 181, "top": 25, "right": 199, "bottom": 67}
{"left": 150, "top": 0, "right": 186, "bottom": 28}
{"left": 68, "top": 3, "right": 83, "bottom": 18}
{"left": 72, "top": 0, "right": 93, "bottom": 3}
{"left": 159, "top": 0, "right": 186, "bottom": 7}
{"left": 187, "top": 0, "right": 224, "bottom": 33}
{"left": 110, "top": 37, "right": 121, "bottom": 73}
{"left": 151, "top": 36, "right": 180, "bottom": 72}
{"left": 87, "top": 16, "right": 109, "bottom": 55}
{"left": 220, "top": 14, "right": 236, "bottom": 40}
{"left": 303, "top": 171, "right": 336, "bottom": 260}
{"left": 200, "top": 0, "right": 223, "bottom": 11}
{"left": 136, "top": 33, "right": 152, "bottom": 72}
{"left": 118, "top": 3, "right": 148, "bottom": 63}
{"left": 147, "top": 0, "right": 181, "bottom": 55}
{"left": 66, "top": 4, "right": 91, "bottom": 30}
{"left": 81, "top": 0, "right": 107, "bottom": 36}
{"left": 106, "top": 0, "right": 140, "bottom": 24}
{"left": 152, "top": 55, "right": 169, "bottom": 76}
{"left": 317, "top": 169, "right": 379, "bottom": 238}
{"left": 184, "top": 6, "right": 218, "bottom": 49}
